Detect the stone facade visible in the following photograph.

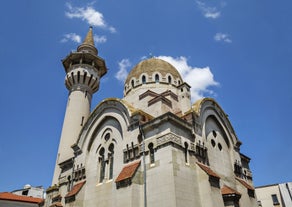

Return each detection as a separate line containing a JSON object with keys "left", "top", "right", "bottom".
{"left": 46, "top": 28, "right": 258, "bottom": 207}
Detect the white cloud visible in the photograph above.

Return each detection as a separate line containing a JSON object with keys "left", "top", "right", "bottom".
{"left": 214, "top": 33, "right": 232, "bottom": 43}
{"left": 157, "top": 56, "right": 219, "bottom": 101}
{"left": 61, "top": 33, "right": 81, "bottom": 43}
{"left": 94, "top": 35, "right": 107, "bottom": 44}
{"left": 196, "top": 1, "right": 221, "bottom": 19}
{"left": 65, "top": 3, "right": 116, "bottom": 33}
{"left": 115, "top": 59, "right": 131, "bottom": 82}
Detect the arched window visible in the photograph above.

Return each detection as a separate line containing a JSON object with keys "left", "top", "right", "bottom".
{"left": 142, "top": 75, "right": 146, "bottom": 84}
{"left": 67, "top": 175, "right": 72, "bottom": 192}
{"left": 148, "top": 143, "right": 155, "bottom": 164}
{"left": 168, "top": 76, "right": 172, "bottom": 84}
{"left": 131, "top": 79, "right": 134, "bottom": 88}
{"left": 155, "top": 74, "right": 159, "bottom": 83}
{"left": 99, "top": 147, "right": 105, "bottom": 183}
{"left": 108, "top": 143, "right": 114, "bottom": 180}
{"left": 184, "top": 142, "right": 189, "bottom": 163}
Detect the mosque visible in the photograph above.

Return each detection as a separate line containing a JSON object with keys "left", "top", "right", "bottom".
{"left": 45, "top": 27, "right": 258, "bottom": 207}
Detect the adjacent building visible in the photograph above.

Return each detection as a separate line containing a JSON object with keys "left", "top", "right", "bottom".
{"left": 12, "top": 184, "right": 44, "bottom": 199}
{"left": 256, "top": 182, "right": 292, "bottom": 207}
{"left": 0, "top": 192, "right": 43, "bottom": 207}
{"left": 45, "top": 27, "right": 258, "bottom": 207}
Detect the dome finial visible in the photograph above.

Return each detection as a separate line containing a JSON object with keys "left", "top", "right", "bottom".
{"left": 77, "top": 26, "right": 98, "bottom": 55}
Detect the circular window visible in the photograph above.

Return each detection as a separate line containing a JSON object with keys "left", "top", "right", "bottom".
{"left": 211, "top": 139, "right": 216, "bottom": 147}
{"left": 218, "top": 143, "right": 222, "bottom": 151}
{"left": 212, "top": 130, "right": 217, "bottom": 137}
{"left": 148, "top": 142, "right": 154, "bottom": 150}
{"left": 104, "top": 133, "right": 110, "bottom": 141}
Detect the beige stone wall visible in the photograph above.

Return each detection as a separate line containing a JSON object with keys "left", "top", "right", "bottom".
{"left": 256, "top": 185, "right": 282, "bottom": 207}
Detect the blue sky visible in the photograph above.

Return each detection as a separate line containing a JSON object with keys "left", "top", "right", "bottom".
{"left": 0, "top": 0, "right": 291, "bottom": 192}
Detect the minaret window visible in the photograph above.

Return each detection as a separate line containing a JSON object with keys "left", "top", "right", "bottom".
{"left": 142, "top": 75, "right": 146, "bottom": 84}
{"left": 99, "top": 147, "right": 105, "bottom": 183}
{"left": 155, "top": 74, "right": 159, "bottom": 83}
{"left": 77, "top": 71, "right": 80, "bottom": 83}
{"left": 71, "top": 72, "right": 75, "bottom": 84}
{"left": 83, "top": 72, "right": 87, "bottom": 84}
{"left": 148, "top": 143, "right": 155, "bottom": 164}
{"left": 88, "top": 74, "right": 93, "bottom": 86}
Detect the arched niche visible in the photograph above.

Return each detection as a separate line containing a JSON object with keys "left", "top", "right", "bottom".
{"left": 205, "top": 115, "right": 230, "bottom": 148}
{"left": 87, "top": 116, "right": 122, "bottom": 152}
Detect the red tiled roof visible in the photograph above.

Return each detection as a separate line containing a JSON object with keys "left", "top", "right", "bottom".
{"left": 196, "top": 162, "right": 220, "bottom": 179}
{"left": 65, "top": 181, "right": 86, "bottom": 198}
{"left": 235, "top": 177, "right": 254, "bottom": 190}
{"left": 115, "top": 160, "right": 141, "bottom": 183}
{"left": 0, "top": 192, "right": 43, "bottom": 204}
{"left": 50, "top": 202, "right": 63, "bottom": 207}
{"left": 221, "top": 185, "right": 241, "bottom": 196}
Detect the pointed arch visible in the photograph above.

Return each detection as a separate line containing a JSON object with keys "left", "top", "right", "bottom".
{"left": 192, "top": 98, "right": 240, "bottom": 147}
{"left": 76, "top": 98, "right": 136, "bottom": 152}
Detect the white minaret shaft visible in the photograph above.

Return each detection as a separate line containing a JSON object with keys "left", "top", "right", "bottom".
{"left": 52, "top": 27, "right": 107, "bottom": 185}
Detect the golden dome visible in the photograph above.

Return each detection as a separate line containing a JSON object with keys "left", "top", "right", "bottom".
{"left": 124, "top": 58, "right": 183, "bottom": 86}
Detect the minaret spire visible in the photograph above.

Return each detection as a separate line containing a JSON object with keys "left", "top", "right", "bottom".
{"left": 83, "top": 26, "right": 95, "bottom": 46}
{"left": 77, "top": 26, "right": 98, "bottom": 55}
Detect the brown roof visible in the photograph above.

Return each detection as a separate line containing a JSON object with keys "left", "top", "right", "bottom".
{"left": 65, "top": 181, "right": 86, "bottom": 198}
{"left": 0, "top": 192, "right": 43, "bottom": 204}
{"left": 235, "top": 177, "right": 254, "bottom": 190}
{"left": 221, "top": 185, "right": 241, "bottom": 196}
{"left": 196, "top": 162, "right": 220, "bottom": 179}
{"left": 50, "top": 202, "right": 63, "bottom": 207}
{"left": 115, "top": 160, "right": 141, "bottom": 183}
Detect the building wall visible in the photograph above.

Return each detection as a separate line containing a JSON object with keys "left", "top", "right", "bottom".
{"left": 279, "top": 182, "right": 292, "bottom": 207}
{"left": 0, "top": 200, "right": 39, "bottom": 207}
{"left": 256, "top": 182, "right": 292, "bottom": 207}
{"left": 12, "top": 186, "right": 44, "bottom": 199}
{"left": 256, "top": 184, "right": 282, "bottom": 207}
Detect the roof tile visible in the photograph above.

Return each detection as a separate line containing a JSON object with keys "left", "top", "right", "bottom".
{"left": 115, "top": 160, "right": 141, "bottom": 183}
{"left": 50, "top": 202, "right": 63, "bottom": 207}
{"left": 65, "top": 181, "right": 86, "bottom": 198}
{"left": 0, "top": 192, "right": 43, "bottom": 204}
{"left": 221, "top": 185, "right": 241, "bottom": 195}
{"left": 196, "top": 162, "right": 220, "bottom": 179}
{"left": 235, "top": 177, "right": 254, "bottom": 190}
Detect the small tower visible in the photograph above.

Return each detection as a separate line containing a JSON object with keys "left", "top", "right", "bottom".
{"left": 52, "top": 27, "right": 107, "bottom": 185}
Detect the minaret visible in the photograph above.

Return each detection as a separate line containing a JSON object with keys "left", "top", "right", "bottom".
{"left": 52, "top": 27, "right": 107, "bottom": 185}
